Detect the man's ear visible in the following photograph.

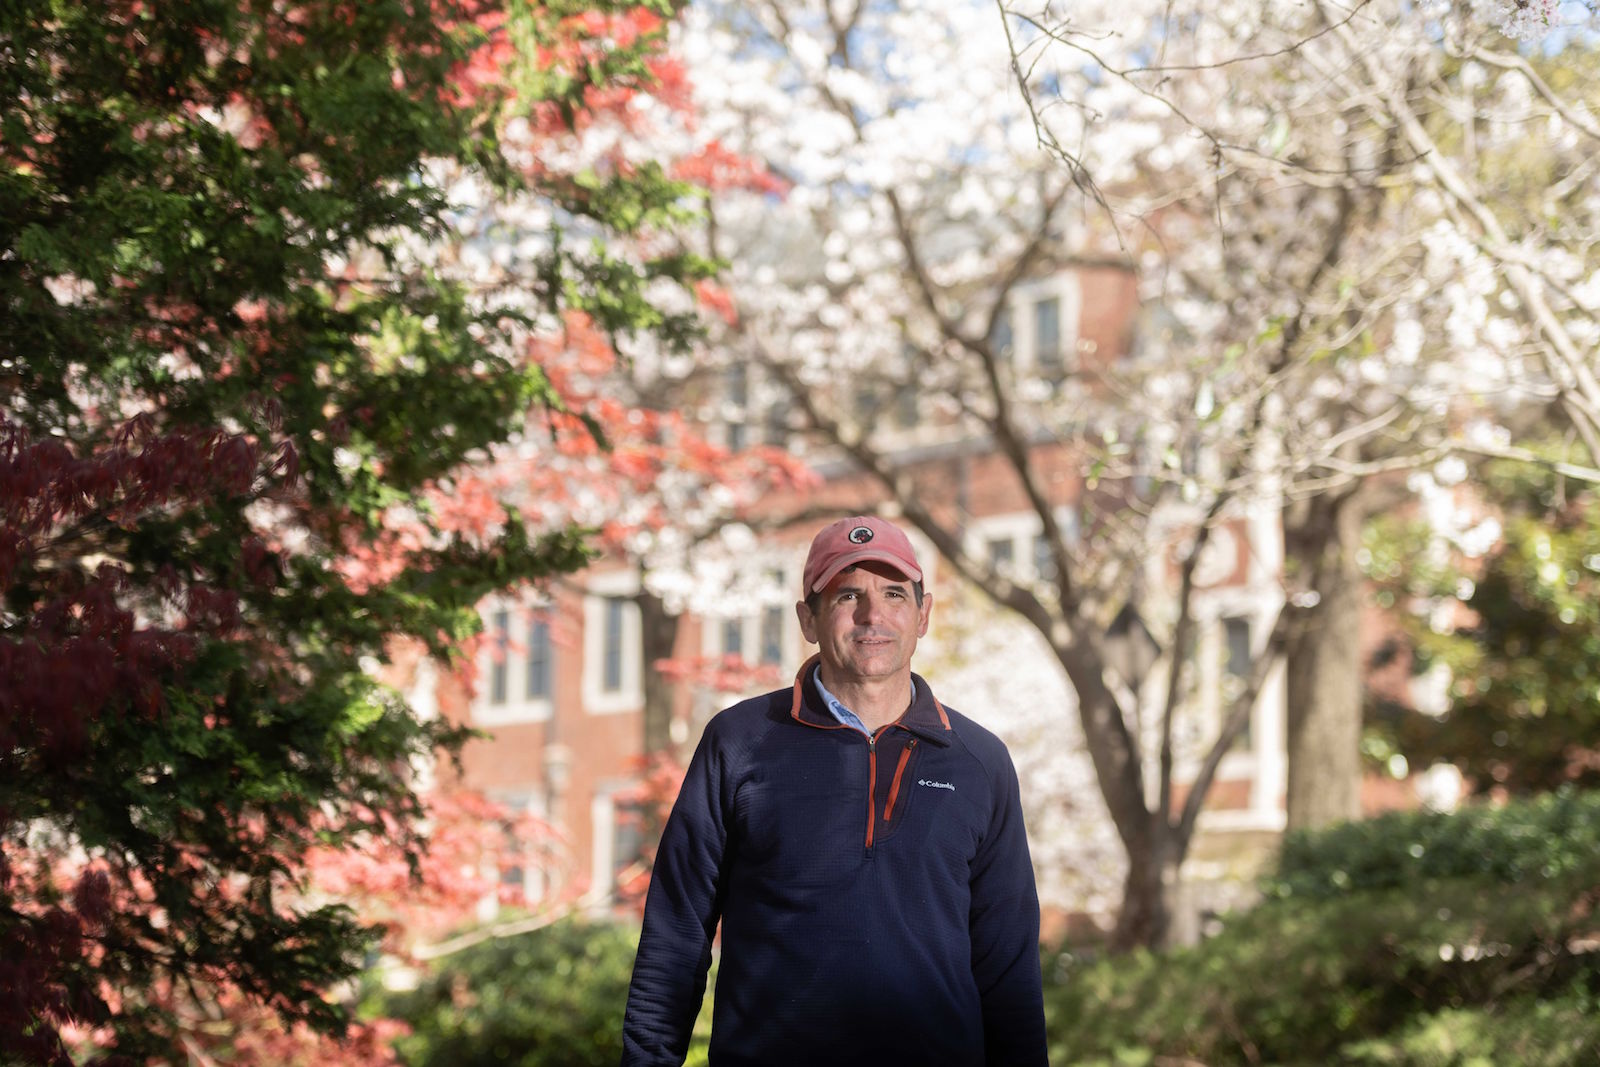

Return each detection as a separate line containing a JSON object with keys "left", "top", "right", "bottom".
{"left": 917, "top": 591, "right": 933, "bottom": 637}
{"left": 795, "top": 599, "right": 818, "bottom": 644}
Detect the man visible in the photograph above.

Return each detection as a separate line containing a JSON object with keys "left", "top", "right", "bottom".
{"left": 620, "top": 516, "right": 1047, "bottom": 1067}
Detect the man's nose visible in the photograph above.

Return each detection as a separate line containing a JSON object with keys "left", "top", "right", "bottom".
{"left": 853, "top": 594, "right": 883, "bottom": 624}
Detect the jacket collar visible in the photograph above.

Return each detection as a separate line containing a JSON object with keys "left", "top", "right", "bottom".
{"left": 788, "top": 653, "right": 953, "bottom": 746}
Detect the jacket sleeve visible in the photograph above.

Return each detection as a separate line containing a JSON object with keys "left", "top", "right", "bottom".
{"left": 620, "top": 721, "right": 733, "bottom": 1067}
{"left": 968, "top": 744, "right": 1048, "bottom": 1067}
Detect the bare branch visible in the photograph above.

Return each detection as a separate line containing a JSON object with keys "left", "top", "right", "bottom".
{"left": 1466, "top": 46, "right": 1600, "bottom": 143}
{"left": 1157, "top": 493, "right": 1228, "bottom": 826}
{"left": 1449, "top": 439, "right": 1600, "bottom": 485}
{"left": 1324, "top": 3, "right": 1600, "bottom": 468}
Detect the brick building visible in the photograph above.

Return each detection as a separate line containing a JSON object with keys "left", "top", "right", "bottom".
{"left": 423, "top": 260, "right": 1431, "bottom": 935}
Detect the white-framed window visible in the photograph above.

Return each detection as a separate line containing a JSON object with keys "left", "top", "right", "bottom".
{"left": 582, "top": 571, "right": 642, "bottom": 714}
{"left": 489, "top": 606, "right": 512, "bottom": 704}
{"left": 969, "top": 511, "right": 1075, "bottom": 585}
{"left": 1032, "top": 533, "right": 1057, "bottom": 584}
{"left": 763, "top": 403, "right": 790, "bottom": 448}
{"left": 893, "top": 380, "right": 919, "bottom": 429}
{"left": 407, "top": 657, "right": 440, "bottom": 794}
{"left": 986, "top": 535, "right": 1017, "bottom": 573}
{"left": 590, "top": 783, "right": 648, "bottom": 904}
{"left": 525, "top": 618, "right": 553, "bottom": 701}
{"left": 713, "top": 606, "right": 792, "bottom": 668}
{"left": 496, "top": 791, "right": 549, "bottom": 906}
{"left": 726, "top": 363, "right": 748, "bottom": 453}
{"left": 890, "top": 344, "right": 920, "bottom": 429}
{"left": 473, "top": 595, "right": 556, "bottom": 726}
{"left": 758, "top": 604, "right": 785, "bottom": 666}
{"left": 1034, "top": 295, "right": 1063, "bottom": 378}
{"left": 721, "top": 617, "right": 744, "bottom": 659}
{"left": 1220, "top": 615, "right": 1254, "bottom": 752}
{"left": 601, "top": 597, "right": 626, "bottom": 691}
{"left": 1192, "top": 589, "right": 1277, "bottom": 765}
{"left": 985, "top": 273, "right": 1082, "bottom": 384}
{"left": 989, "top": 306, "right": 1014, "bottom": 361}
{"left": 705, "top": 566, "right": 796, "bottom": 671}
{"left": 1184, "top": 587, "right": 1288, "bottom": 834}
{"left": 723, "top": 361, "right": 796, "bottom": 451}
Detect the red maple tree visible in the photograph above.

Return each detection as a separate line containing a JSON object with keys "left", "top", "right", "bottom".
{"left": 1, "top": 0, "right": 787, "bottom": 1063}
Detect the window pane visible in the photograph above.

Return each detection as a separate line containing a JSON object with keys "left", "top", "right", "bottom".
{"left": 1035, "top": 296, "right": 1061, "bottom": 374}
{"left": 490, "top": 609, "right": 510, "bottom": 705}
{"left": 990, "top": 307, "right": 1013, "bottom": 359}
{"left": 987, "top": 537, "right": 1015, "bottom": 568}
{"left": 764, "top": 404, "right": 789, "bottom": 447}
{"left": 603, "top": 597, "right": 625, "bottom": 693}
{"left": 894, "top": 382, "right": 918, "bottom": 428}
{"left": 1224, "top": 617, "right": 1251, "bottom": 678}
{"left": 722, "top": 618, "right": 744, "bottom": 658}
{"left": 613, "top": 798, "right": 647, "bottom": 882}
{"left": 855, "top": 385, "right": 882, "bottom": 423}
{"left": 726, "top": 364, "right": 750, "bottom": 450}
{"left": 726, "top": 362, "right": 748, "bottom": 407}
{"left": 1223, "top": 616, "right": 1252, "bottom": 750}
{"left": 1033, "top": 534, "right": 1056, "bottom": 583}
{"left": 760, "top": 606, "right": 783, "bottom": 665}
{"left": 526, "top": 619, "right": 551, "bottom": 700}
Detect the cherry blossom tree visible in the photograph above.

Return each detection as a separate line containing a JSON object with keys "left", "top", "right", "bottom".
{"left": 919, "top": 586, "right": 1127, "bottom": 921}
{"left": 998, "top": 0, "right": 1600, "bottom": 833}
{"left": 672, "top": 0, "right": 1262, "bottom": 949}
{"left": 676, "top": 0, "right": 1600, "bottom": 947}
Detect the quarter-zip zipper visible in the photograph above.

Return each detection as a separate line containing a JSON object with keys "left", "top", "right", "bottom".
{"left": 864, "top": 734, "right": 878, "bottom": 850}
{"left": 884, "top": 739, "right": 918, "bottom": 822}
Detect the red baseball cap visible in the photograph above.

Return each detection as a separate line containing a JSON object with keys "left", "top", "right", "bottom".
{"left": 802, "top": 516, "right": 923, "bottom": 594}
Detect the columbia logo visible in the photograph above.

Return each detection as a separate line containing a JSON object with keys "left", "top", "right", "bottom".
{"left": 918, "top": 779, "right": 955, "bottom": 791}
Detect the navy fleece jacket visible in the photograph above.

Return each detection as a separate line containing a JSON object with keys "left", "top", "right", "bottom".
{"left": 620, "top": 657, "right": 1047, "bottom": 1067}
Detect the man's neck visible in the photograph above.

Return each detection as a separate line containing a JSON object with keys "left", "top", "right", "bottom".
{"left": 816, "top": 664, "right": 912, "bottom": 734}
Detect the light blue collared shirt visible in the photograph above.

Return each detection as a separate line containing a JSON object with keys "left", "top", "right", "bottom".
{"left": 811, "top": 667, "right": 915, "bottom": 737}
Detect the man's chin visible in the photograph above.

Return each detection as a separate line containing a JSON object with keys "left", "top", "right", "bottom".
{"left": 842, "top": 656, "right": 904, "bottom": 677}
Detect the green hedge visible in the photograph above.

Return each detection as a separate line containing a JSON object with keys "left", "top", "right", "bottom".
{"left": 1046, "top": 793, "right": 1600, "bottom": 1066}
{"left": 1340, "top": 978, "right": 1600, "bottom": 1066}
{"left": 377, "top": 918, "right": 638, "bottom": 1067}
{"left": 373, "top": 916, "right": 715, "bottom": 1067}
{"left": 372, "top": 796, "right": 1600, "bottom": 1066}
{"left": 1267, "top": 789, "right": 1600, "bottom": 900}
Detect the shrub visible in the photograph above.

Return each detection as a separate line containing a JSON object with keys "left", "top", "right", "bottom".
{"left": 1340, "top": 977, "right": 1600, "bottom": 1066}
{"left": 1266, "top": 789, "right": 1600, "bottom": 900}
{"left": 379, "top": 918, "right": 639, "bottom": 1067}
{"left": 1045, "top": 793, "right": 1600, "bottom": 1066}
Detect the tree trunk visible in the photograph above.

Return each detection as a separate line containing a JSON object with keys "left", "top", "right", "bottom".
{"left": 1110, "top": 828, "right": 1180, "bottom": 950}
{"left": 1054, "top": 642, "right": 1183, "bottom": 950}
{"left": 636, "top": 587, "right": 681, "bottom": 757}
{"left": 1282, "top": 490, "right": 1366, "bottom": 830}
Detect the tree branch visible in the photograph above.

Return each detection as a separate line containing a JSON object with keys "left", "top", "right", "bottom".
{"left": 1175, "top": 604, "right": 1289, "bottom": 847}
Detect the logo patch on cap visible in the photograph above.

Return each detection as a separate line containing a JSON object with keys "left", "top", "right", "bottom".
{"left": 847, "top": 525, "right": 874, "bottom": 544}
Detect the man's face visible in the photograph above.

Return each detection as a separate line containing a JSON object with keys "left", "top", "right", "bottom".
{"left": 796, "top": 561, "right": 932, "bottom": 686}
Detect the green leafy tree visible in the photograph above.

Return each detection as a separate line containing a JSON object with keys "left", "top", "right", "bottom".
{"left": 0, "top": 0, "right": 705, "bottom": 1062}
{"left": 1365, "top": 455, "right": 1600, "bottom": 796}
